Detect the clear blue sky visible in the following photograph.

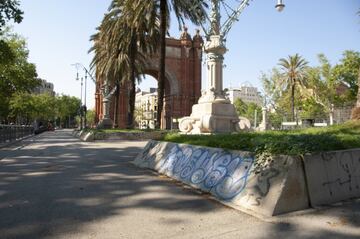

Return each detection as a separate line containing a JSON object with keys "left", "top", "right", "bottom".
{"left": 13, "top": 0, "right": 360, "bottom": 109}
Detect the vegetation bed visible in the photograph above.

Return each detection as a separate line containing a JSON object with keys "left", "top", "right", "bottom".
{"left": 162, "top": 121, "right": 360, "bottom": 156}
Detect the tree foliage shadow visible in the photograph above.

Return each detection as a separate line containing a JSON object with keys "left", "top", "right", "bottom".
{"left": 0, "top": 131, "right": 217, "bottom": 239}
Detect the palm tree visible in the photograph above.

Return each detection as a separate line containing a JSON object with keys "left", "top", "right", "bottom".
{"left": 90, "top": 20, "right": 129, "bottom": 127}
{"left": 90, "top": 0, "right": 207, "bottom": 129}
{"left": 153, "top": 0, "right": 208, "bottom": 129}
{"left": 278, "top": 54, "right": 308, "bottom": 121}
{"left": 90, "top": 0, "right": 159, "bottom": 128}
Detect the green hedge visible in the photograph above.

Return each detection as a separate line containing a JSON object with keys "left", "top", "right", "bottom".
{"left": 162, "top": 121, "right": 360, "bottom": 156}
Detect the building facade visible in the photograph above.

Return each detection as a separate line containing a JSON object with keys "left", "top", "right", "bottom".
{"left": 33, "top": 79, "right": 55, "bottom": 96}
{"left": 135, "top": 88, "right": 158, "bottom": 129}
{"left": 227, "top": 85, "right": 263, "bottom": 106}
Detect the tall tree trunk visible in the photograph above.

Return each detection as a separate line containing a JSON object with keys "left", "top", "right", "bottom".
{"left": 128, "top": 79, "right": 136, "bottom": 129}
{"left": 156, "top": 0, "right": 167, "bottom": 129}
{"left": 128, "top": 34, "right": 137, "bottom": 129}
{"left": 357, "top": 68, "right": 360, "bottom": 108}
{"left": 291, "top": 83, "right": 295, "bottom": 122}
{"left": 113, "top": 81, "right": 120, "bottom": 128}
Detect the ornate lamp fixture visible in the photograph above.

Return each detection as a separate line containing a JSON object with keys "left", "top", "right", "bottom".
{"left": 275, "top": 0, "right": 285, "bottom": 12}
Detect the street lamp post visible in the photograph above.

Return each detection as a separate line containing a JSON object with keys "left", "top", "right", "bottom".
{"left": 179, "top": 0, "right": 285, "bottom": 134}
{"left": 72, "top": 63, "right": 117, "bottom": 129}
{"left": 84, "top": 73, "right": 87, "bottom": 128}
{"left": 72, "top": 63, "right": 97, "bottom": 129}
{"left": 75, "top": 72, "right": 84, "bottom": 130}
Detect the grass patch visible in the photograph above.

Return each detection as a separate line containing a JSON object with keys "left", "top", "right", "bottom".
{"left": 162, "top": 121, "right": 360, "bottom": 156}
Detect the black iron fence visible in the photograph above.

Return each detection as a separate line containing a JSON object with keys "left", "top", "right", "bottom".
{"left": 0, "top": 125, "right": 34, "bottom": 144}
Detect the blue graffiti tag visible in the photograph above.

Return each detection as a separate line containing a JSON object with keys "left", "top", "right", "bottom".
{"left": 156, "top": 144, "right": 254, "bottom": 200}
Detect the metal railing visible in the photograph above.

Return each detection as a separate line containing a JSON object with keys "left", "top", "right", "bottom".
{"left": 0, "top": 125, "right": 34, "bottom": 144}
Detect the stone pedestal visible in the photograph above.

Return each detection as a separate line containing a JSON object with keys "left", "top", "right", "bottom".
{"left": 179, "top": 89, "right": 251, "bottom": 134}
{"left": 97, "top": 118, "right": 113, "bottom": 129}
{"left": 179, "top": 101, "right": 239, "bottom": 134}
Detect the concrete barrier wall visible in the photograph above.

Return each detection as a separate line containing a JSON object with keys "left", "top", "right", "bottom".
{"left": 133, "top": 140, "right": 309, "bottom": 217}
{"left": 303, "top": 149, "right": 360, "bottom": 207}
{"left": 72, "top": 130, "right": 94, "bottom": 142}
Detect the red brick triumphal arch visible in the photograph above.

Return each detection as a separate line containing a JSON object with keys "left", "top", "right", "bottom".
{"left": 95, "top": 30, "right": 203, "bottom": 129}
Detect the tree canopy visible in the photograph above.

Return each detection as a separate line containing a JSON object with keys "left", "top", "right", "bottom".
{"left": 0, "top": 0, "right": 23, "bottom": 29}
{"left": 0, "top": 29, "right": 39, "bottom": 122}
{"left": 234, "top": 98, "right": 262, "bottom": 127}
{"left": 9, "top": 92, "right": 81, "bottom": 126}
{"left": 261, "top": 50, "right": 360, "bottom": 124}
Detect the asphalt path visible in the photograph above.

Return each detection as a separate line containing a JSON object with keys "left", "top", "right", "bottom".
{"left": 0, "top": 129, "right": 359, "bottom": 239}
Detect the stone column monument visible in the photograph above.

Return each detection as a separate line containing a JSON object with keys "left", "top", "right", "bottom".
{"left": 97, "top": 80, "right": 116, "bottom": 129}
{"left": 179, "top": 0, "right": 251, "bottom": 134}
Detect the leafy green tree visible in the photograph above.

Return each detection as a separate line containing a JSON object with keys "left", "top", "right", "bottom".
{"left": 262, "top": 51, "right": 360, "bottom": 124}
{"left": 301, "top": 54, "right": 343, "bottom": 123}
{"left": 9, "top": 93, "right": 81, "bottom": 127}
{"left": 234, "top": 98, "right": 261, "bottom": 127}
{"left": 0, "top": 28, "right": 15, "bottom": 64}
{"left": 9, "top": 91, "right": 35, "bottom": 123}
{"left": 32, "top": 93, "right": 57, "bottom": 121}
{"left": 0, "top": 1, "right": 23, "bottom": 69}
{"left": 261, "top": 68, "right": 283, "bottom": 110}
{"left": 332, "top": 50, "right": 360, "bottom": 103}
{"left": 9, "top": 93, "right": 55, "bottom": 123}
{"left": 234, "top": 98, "right": 247, "bottom": 116}
{"left": 0, "top": 0, "right": 23, "bottom": 29}
{"left": 268, "top": 111, "right": 282, "bottom": 129}
{"left": 300, "top": 98, "right": 327, "bottom": 120}
{"left": 56, "top": 95, "right": 81, "bottom": 128}
{"left": 278, "top": 54, "right": 308, "bottom": 121}
{"left": 261, "top": 68, "right": 296, "bottom": 122}
{"left": 303, "top": 52, "right": 359, "bottom": 122}
{"left": 0, "top": 30, "right": 39, "bottom": 122}
{"left": 86, "top": 109, "right": 96, "bottom": 127}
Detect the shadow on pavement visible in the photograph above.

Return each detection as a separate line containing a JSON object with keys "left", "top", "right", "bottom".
{"left": 0, "top": 130, "right": 217, "bottom": 239}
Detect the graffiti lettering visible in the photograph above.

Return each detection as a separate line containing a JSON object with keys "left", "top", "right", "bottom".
{"left": 155, "top": 144, "right": 254, "bottom": 200}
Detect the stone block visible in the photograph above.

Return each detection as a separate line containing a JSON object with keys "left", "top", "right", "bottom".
{"left": 303, "top": 149, "right": 360, "bottom": 207}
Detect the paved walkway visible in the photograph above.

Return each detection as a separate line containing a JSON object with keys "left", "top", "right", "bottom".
{"left": 0, "top": 130, "right": 359, "bottom": 239}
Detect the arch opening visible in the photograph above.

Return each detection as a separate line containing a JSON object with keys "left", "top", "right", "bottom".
{"left": 135, "top": 75, "right": 158, "bottom": 129}
{"left": 94, "top": 37, "right": 203, "bottom": 130}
